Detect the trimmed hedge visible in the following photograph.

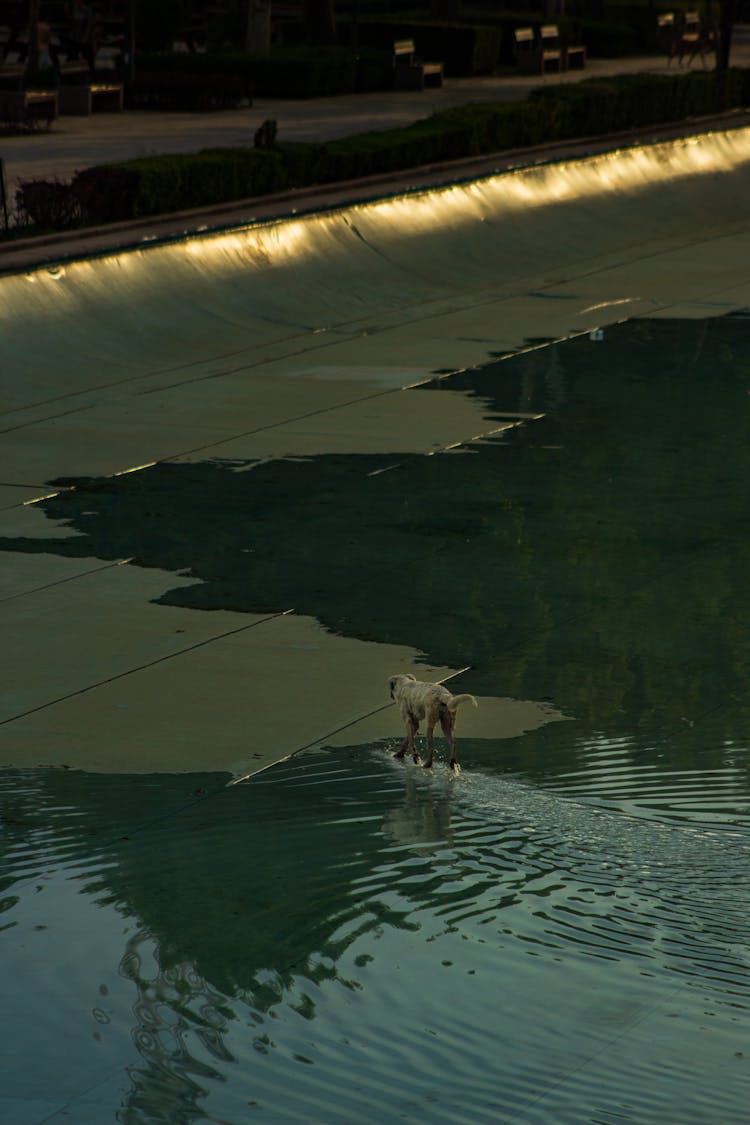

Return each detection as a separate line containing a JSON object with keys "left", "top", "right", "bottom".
{"left": 248, "top": 45, "right": 358, "bottom": 98}
{"left": 528, "top": 69, "right": 750, "bottom": 134}
{"left": 11, "top": 68, "right": 750, "bottom": 232}
{"left": 107, "top": 148, "right": 288, "bottom": 217}
{"left": 134, "top": 45, "right": 393, "bottom": 100}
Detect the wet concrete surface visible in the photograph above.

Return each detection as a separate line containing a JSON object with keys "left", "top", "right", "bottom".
{"left": 2, "top": 97, "right": 750, "bottom": 1125}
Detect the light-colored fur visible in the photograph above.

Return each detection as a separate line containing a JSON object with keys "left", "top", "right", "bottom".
{"left": 389, "top": 674, "right": 478, "bottom": 772}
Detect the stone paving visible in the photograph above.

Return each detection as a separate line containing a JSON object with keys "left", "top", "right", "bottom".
{"left": 3, "top": 34, "right": 750, "bottom": 192}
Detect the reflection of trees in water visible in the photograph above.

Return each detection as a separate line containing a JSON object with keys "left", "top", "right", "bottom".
{"left": 7, "top": 742, "right": 749, "bottom": 1122}
{"left": 2, "top": 317, "right": 750, "bottom": 788}
{"left": 518, "top": 340, "right": 568, "bottom": 415}
{"left": 97, "top": 763, "right": 461, "bottom": 1121}
{"left": 5, "top": 759, "right": 440, "bottom": 1121}
{"left": 118, "top": 930, "right": 234, "bottom": 1125}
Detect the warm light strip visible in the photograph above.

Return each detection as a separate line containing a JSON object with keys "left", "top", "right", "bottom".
{"left": 4, "top": 126, "right": 750, "bottom": 317}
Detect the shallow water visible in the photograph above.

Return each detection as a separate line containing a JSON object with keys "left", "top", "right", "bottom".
{"left": 1, "top": 747, "right": 748, "bottom": 1124}
{"left": 2, "top": 316, "right": 750, "bottom": 1121}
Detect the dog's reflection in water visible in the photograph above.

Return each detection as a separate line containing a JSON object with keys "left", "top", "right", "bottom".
{"left": 381, "top": 768, "right": 455, "bottom": 852}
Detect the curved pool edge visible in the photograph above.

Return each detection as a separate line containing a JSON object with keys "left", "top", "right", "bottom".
{"left": 3, "top": 106, "right": 750, "bottom": 278}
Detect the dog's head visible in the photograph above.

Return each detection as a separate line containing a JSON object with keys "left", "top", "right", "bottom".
{"left": 389, "top": 673, "right": 416, "bottom": 700}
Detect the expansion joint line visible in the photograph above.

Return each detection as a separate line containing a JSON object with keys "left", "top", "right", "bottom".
{"left": 0, "top": 608, "right": 294, "bottom": 728}
{"left": 227, "top": 665, "right": 474, "bottom": 786}
{"left": 0, "top": 556, "right": 134, "bottom": 604}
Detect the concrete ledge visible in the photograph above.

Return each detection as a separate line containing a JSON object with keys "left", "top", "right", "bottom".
{"left": 3, "top": 107, "right": 750, "bottom": 276}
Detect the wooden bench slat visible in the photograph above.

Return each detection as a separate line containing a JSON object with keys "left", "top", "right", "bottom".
{"left": 515, "top": 24, "right": 585, "bottom": 74}
{"left": 393, "top": 37, "right": 444, "bottom": 90}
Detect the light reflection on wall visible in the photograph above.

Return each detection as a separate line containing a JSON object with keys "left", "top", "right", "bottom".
{"left": 5, "top": 126, "right": 749, "bottom": 301}
{"left": 2, "top": 124, "right": 750, "bottom": 373}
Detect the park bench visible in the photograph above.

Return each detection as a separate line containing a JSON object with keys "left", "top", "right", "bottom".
{"left": 0, "top": 48, "right": 24, "bottom": 89}
{"left": 393, "top": 38, "right": 444, "bottom": 91}
{"left": 666, "top": 10, "right": 715, "bottom": 66}
{"left": 514, "top": 25, "right": 585, "bottom": 74}
{"left": 515, "top": 26, "right": 562, "bottom": 74}
{"left": 514, "top": 27, "right": 538, "bottom": 73}
{"left": 561, "top": 27, "right": 586, "bottom": 70}
{"left": 0, "top": 87, "right": 57, "bottom": 130}
{"left": 539, "top": 25, "right": 563, "bottom": 73}
{"left": 59, "top": 80, "right": 123, "bottom": 114}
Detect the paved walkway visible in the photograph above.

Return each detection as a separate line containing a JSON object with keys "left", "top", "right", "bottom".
{"left": 2, "top": 36, "right": 750, "bottom": 192}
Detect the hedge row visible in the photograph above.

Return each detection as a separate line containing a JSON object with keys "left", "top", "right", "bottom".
{"left": 135, "top": 46, "right": 393, "bottom": 99}
{"left": 130, "top": 9, "right": 667, "bottom": 106}
{"left": 14, "top": 68, "right": 750, "bottom": 230}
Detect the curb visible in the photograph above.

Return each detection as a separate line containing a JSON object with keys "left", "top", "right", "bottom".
{"left": 2, "top": 106, "right": 750, "bottom": 275}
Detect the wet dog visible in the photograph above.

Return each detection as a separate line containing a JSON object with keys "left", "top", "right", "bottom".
{"left": 389, "top": 674, "right": 478, "bottom": 772}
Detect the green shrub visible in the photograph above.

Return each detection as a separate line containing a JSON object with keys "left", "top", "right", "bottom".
{"left": 249, "top": 46, "right": 358, "bottom": 97}
{"left": 21, "top": 67, "right": 750, "bottom": 233}
{"left": 320, "top": 118, "right": 459, "bottom": 179}
{"left": 530, "top": 69, "right": 750, "bottom": 134}
{"left": 354, "top": 47, "right": 394, "bottom": 92}
{"left": 111, "top": 68, "right": 750, "bottom": 217}
{"left": 103, "top": 148, "right": 287, "bottom": 217}
{"left": 276, "top": 141, "right": 327, "bottom": 187}
{"left": 72, "top": 167, "right": 142, "bottom": 223}
{"left": 135, "top": 47, "right": 364, "bottom": 99}
{"left": 15, "top": 179, "right": 79, "bottom": 228}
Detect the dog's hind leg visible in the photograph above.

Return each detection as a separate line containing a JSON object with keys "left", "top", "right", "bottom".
{"left": 395, "top": 718, "right": 421, "bottom": 766}
{"left": 423, "top": 721, "right": 436, "bottom": 769}
{"left": 440, "top": 709, "right": 459, "bottom": 772}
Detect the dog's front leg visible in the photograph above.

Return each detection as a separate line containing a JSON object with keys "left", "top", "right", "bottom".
{"left": 408, "top": 717, "right": 422, "bottom": 766}
{"left": 394, "top": 731, "right": 410, "bottom": 760}
{"left": 393, "top": 733, "right": 411, "bottom": 760}
{"left": 423, "top": 723, "right": 436, "bottom": 769}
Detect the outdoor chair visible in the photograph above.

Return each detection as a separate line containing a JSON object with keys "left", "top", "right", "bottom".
{"left": 393, "top": 38, "right": 444, "bottom": 91}
{"left": 514, "top": 27, "right": 539, "bottom": 74}
{"left": 0, "top": 48, "right": 24, "bottom": 89}
{"left": 657, "top": 11, "right": 676, "bottom": 57}
{"left": 539, "top": 25, "right": 563, "bottom": 73}
{"left": 665, "top": 9, "right": 715, "bottom": 66}
{"left": 0, "top": 87, "right": 58, "bottom": 130}
{"left": 679, "top": 10, "right": 715, "bottom": 66}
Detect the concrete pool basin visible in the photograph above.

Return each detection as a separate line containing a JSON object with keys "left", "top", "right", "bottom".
{"left": 3, "top": 124, "right": 750, "bottom": 778}
{"left": 2, "top": 125, "right": 750, "bottom": 1124}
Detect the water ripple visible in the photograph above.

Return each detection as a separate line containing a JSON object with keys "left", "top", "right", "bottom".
{"left": 1, "top": 749, "right": 749, "bottom": 1123}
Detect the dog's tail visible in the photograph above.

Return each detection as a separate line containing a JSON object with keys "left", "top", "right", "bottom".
{"left": 447, "top": 693, "right": 478, "bottom": 712}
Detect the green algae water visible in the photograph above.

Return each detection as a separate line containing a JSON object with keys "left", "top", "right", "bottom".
{"left": 1, "top": 317, "right": 750, "bottom": 1122}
